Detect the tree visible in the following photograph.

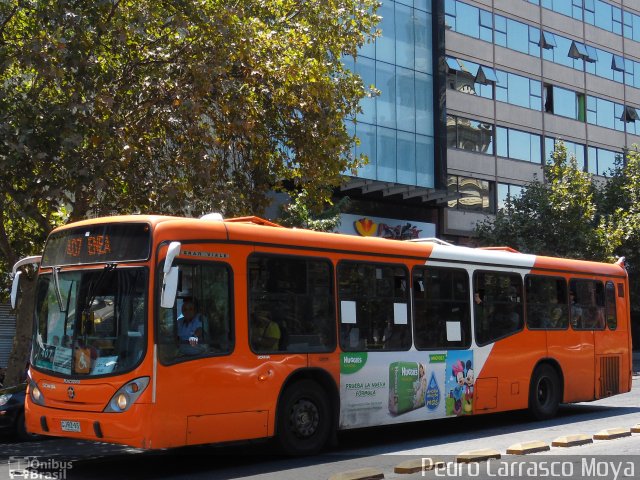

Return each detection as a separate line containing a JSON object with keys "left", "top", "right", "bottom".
{"left": 277, "top": 192, "right": 349, "bottom": 232}
{"left": 599, "top": 147, "right": 640, "bottom": 315}
{"left": 0, "top": 0, "right": 380, "bottom": 384}
{"left": 475, "top": 141, "right": 615, "bottom": 260}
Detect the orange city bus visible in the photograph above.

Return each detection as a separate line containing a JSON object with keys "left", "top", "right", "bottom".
{"left": 13, "top": 214, "right": 632, "bottom": 454}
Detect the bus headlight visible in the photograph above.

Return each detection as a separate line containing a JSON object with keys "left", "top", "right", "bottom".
{"left": 116, "top": 393, "right": 128, "bottom": 410}
{"left": 29, "top": 381, "right": 45, "bottom": 406}
{"left": 104, "top": 377, "right": 149, "bottom": 413}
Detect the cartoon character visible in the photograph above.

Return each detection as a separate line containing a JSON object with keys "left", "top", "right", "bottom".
{"left": 463, "top": 360, "right": 474, "bottom": 414}
{"left": 451, "top": 360, "right": 465, "bottom": 415}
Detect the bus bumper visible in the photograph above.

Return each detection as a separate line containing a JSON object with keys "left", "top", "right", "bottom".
{"left": 25, "top": 401, "right": 154, "bottom": 449}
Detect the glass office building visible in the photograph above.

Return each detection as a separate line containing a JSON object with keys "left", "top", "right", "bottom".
{"left": 344, "top": 0, "right": 436, "bottom": 188}
{"left": 341, "top": 0, "right": 640, "bottom": 240}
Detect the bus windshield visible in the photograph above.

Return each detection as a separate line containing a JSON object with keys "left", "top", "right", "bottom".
{"left": 31, "top": 267, "right": 148, "bottom": 377}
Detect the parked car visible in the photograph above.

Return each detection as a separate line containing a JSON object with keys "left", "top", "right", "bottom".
{"left": 0, "top": 383, "right": 37, "bottom": 440}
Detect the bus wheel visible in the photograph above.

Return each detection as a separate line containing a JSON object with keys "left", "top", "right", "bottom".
{"left": 277, "top": 380, "right": 331, "bottom": 456}
{"left": 528, "top": 364, "right": 561, "bottom": 420}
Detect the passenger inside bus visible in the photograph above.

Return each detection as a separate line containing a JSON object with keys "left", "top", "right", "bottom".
{"left": 250, "top": 310, "right": 281, "bottom": 351}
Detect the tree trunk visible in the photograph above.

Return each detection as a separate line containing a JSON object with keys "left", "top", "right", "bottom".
{"left": 4, "top": 273, "right": 37, "bottom": 387}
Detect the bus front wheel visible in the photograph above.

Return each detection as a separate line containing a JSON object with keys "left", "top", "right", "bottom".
{"left": 276, "top": 379, "right": 331, "bottom": 455}
{"left": 528, "top": 364, "right": 561, "bottom": 420}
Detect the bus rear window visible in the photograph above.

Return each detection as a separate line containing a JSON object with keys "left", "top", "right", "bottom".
{"left": 42, "top": 223, "right": 151, "bottom": 266}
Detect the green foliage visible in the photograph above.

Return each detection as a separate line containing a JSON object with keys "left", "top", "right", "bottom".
{"left": 475, "top": 142, "right": 613, "bottom": 260}
{"left": 278, "top": 192, "right": 349, "bottom": 232}
{"left": 0, "top": 0, "right": 380, "bottom": 297}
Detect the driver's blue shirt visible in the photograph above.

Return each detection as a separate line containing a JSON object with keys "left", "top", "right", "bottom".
{"left": 177, "top": 314, "right": 203, "bottom": 341}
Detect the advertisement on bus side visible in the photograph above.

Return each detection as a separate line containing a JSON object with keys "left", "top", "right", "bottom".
{"left": 339, "top": 350, "right": 474, "bottom": 429}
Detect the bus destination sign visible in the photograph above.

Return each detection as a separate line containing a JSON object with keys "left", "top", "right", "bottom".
{"left": 42, "top": 223, "right": 151, "bottom": 267}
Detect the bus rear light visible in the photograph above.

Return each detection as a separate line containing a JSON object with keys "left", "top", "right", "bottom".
{"left": 104, "top": 377, "right": 149, "bottom": 413}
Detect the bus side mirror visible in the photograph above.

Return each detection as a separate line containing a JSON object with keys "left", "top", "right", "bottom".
{"left": 10, "top": 255, "right": 42, "bottom": 310}
{"left": 10, "top": 271, "right": 21, "bottom": 310}
{"left": 160, "top": 242, "right": 181, "bottom": 309}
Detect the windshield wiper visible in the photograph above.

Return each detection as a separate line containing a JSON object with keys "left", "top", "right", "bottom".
{"left": 52, "top": 267, "right": 66, "bottom": 313}
{"left": 83, "top": 263, "right": 117, "bottom": 317}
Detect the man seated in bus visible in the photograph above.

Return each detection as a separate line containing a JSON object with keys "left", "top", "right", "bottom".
{"left": 177, "top": 298, "right": 204, "bottom": 355}
{"left": 250, "top": 309, "right": 281, "bottom": 351}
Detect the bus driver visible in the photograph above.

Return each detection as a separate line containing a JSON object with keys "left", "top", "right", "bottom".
{"left": 177, "top": 298, "right": 203, "bottom": 353}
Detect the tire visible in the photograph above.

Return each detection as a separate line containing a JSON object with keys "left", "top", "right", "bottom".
{"left": 528, "top": 364, "right": 561, "bottom": 420}
{"left": 276, "top": 379, "right": 332, "bottom": 456}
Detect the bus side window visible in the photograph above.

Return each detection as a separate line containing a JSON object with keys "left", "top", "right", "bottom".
{"left": 338, "top": 262, "right": 411, "bottom": 352}
{"left": 474, "top": 271, "right": 524, "bottom": 345}
{"left": 157, "top": 261, "right": 234, "bottom": 364}
{"left": 413, "top": 266, "right": 471, "bottom": 350}
{"left": 605, "top": 281, "right": 617, "bottom": 330}
{"left": 248, "top": 254, "right": 336, "bottom": 354}
{"left": 570, "top": 279, "right": 605, "bottom": 330}
{"left": 525, "top": 275, "right": 568, "bottom": 330}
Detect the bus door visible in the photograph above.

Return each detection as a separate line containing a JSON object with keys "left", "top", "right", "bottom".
{"left": 547, "top": 278, "right": 606, "bottom": 403}
{"left": 593, "top": 280, "right": 628, "bottom": 398}
{"left": 155, "top": 244, "right": 270, "bottom": 447}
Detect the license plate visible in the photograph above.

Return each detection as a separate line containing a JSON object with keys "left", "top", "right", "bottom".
{"left": 61, "top": 420, "right": 81, "bottom": 432}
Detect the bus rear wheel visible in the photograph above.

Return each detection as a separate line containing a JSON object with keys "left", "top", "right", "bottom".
{"left": 528, "top": 364, "right": 561, "bottom": 420}
{"left": 276, "top": 379, "right": 331, "bottom": 456}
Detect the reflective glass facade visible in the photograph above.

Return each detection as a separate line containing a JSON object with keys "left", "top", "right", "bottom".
{"left": 347, "top": 0, "right": 435, "bottom": 188}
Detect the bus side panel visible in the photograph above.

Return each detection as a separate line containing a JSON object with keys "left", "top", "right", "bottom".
{"left": 547, "top": 330, "right": 595, "bottom": 402}
{"left": 474, "top": 330, "right": 547, "bottom": 413}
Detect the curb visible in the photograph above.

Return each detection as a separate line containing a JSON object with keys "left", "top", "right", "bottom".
{"left": 593, "top": 427, "right": 632, "bottom": 440}
{"left": 506, "top": 440, "right": 551, "bottom": 455}
{"left": 551, "top": 434, "right": 594, "bottom": 447}
{"left": 394, "top": 458, "right": 444, "bottom": 474}
{"left": 456, "top": 449, "right": 501, "bottom": 463}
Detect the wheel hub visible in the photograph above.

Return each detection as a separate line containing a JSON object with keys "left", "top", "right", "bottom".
{"left": 290, "top": 399, "right": 319, "bottom": 438}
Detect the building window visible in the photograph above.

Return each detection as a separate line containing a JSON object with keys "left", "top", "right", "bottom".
{"left": 540, "top": 31, "right": 557, "bottom": 49}
{"left": 569, "top": 41, "right": 597, "bottom": 63}
{"left": 446, "top": 57, "right": 494, "bottom": 99}
{"left": 496, "top": 70, "right": 542, "bottom": 110}
{"left": 544, "top": 85, "right": 585, "bottom": 121}
{"left": 587, "top": 96, "right": 625, "bottom": 132}
{"left": 545, "top": 138, "right": 586, "bottom": 170}
{"left": 446, "top": 114, "right": 494, "bottom": 154}
{"left": 496, "top": 127, "right": 542, "bottom": 163}
{"left": 497, "top": 183, "right": 524, "bottom": 211}
{"left": 447, "top": 175, "right": 495, "bottom": 213}
{"left": 587, "top": 146, "right": 622, "bottom": 176}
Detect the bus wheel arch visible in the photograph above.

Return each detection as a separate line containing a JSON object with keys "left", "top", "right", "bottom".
{"left": 528, "top": 360, "right": 563, "bottom": 420}
{"left": 275, "top": 370, "right": 338, "bottom": 455}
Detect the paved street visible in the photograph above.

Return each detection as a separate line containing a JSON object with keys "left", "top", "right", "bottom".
{"left": 1, "top": 375, "right": 639, "bottom": 480}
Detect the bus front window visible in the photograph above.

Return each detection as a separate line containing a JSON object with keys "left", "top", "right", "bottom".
{"left": 32, "top": 268, "right": 148, "bottom": 377}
